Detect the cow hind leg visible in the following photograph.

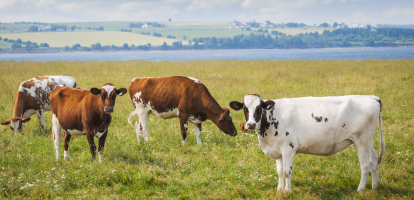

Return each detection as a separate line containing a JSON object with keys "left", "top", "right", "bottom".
{"left": 355, "top": 141, "right": 372, "bottom": 192}
{"left": 194, "top": 123, "right": 202, "bottom": 145}
{"left": 139, "top": 114, "right": 150, "bottom": 142}
{"left": 37, "top": 110, "right": 46, "bottom": 131}
{"left": 52, "top": 114, "right": 62, "bottom": 160}
{"left": 369, "top": 145, "right": 380, "bottom": 189}
{"left": 179, "top": 117, "right": 189, "bottom": 144}
{"left": 63, "top": 131, "right": 71, "bottom": 160}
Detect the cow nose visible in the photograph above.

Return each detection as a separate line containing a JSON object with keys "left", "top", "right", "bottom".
{"left": 104, "top": 107, "right": 114, "bottom": 113}
{"left": 247, "top": 122, "right": 256, "bottom": 129}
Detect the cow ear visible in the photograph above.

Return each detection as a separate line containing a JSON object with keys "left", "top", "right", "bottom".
{"left": 219, "top": 108, "right": 230, "bottom": 122}
{"left": 229, "top": 101, "right": 243, "bottom": 111}
{"left": 21, "top": 118, "right": 30, "bottom": 122}
{"left": 261, "top": 100, "right": 275, "bottom": 110}
{"left": 116, "top": 88, "right": 127, "bottom": 96}
{"left": 90, "top": 88, "right": 101, "bottom": 95}
{"left": 1, "top": 120, "right": 11, "bottom": 125}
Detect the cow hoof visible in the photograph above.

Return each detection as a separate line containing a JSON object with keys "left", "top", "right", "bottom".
{"left": 277, "top": 187, "right": 284, "bottom": 191}
{"left": 284, "top": 188, "right": 292, "bottom": 193}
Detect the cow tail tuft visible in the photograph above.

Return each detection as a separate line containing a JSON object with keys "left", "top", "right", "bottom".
{"left": 378, "top": 101, "right": 385, "bottom": 165}
{"left": 128, "top": 110, "right": 138, "bottom": 128}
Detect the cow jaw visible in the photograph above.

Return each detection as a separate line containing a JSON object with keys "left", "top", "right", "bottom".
{"left": 11, "top": 120, "right": 20, "bottom": 134}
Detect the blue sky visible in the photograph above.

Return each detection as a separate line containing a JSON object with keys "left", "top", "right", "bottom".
{"left": 0, "top": 0, "right": 413, "bottom": 24}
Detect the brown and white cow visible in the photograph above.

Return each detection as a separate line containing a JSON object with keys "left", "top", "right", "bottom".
{"left": 50, "top": 84, "right": 127, "bottom": 162}
{"left": 1, "top": 76, "right": 76, "bottom": 134}
{"left": 128, "top": 76, "right": 237, "bottom": 144}
{"left": 230, "top": 94, "right": 385, "bottom": 192}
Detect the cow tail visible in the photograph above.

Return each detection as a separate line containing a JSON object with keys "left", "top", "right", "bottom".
{"left": 128, "top": 110, "right": 138, "bottom": 128}
{"left": 377, "top": 100, "right": 385, "bottom": 165}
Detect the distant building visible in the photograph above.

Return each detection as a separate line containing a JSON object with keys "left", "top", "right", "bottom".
{"left": 229, "top": 21, "right": 242, "bottom": 28}
{"left": 56, "top": 29, "right": 65, "bottom": 32}
{"left": 142, "top": 23, "right": 153, "bottom": 28}
{"left": 243, "top": 22, "right": 251, "bottom": 26}
{"left": 45, "top": 27, "right": 51, "bottom": 31}
{"left": 260, "top": 21, "right": 274, "bottom": 29}
{"left": 12, "top": 29, "right": 20, "bottom": 33}
{"left": 24, "top": 29, "right": 29, "bottom": 32}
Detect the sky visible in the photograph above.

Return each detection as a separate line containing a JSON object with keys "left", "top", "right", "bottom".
{"left": 0, "top": 0, "right": 413, "bottom": 25}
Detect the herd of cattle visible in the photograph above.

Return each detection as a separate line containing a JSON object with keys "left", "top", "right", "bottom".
{"left": 1, "top": 75, "right": 385, "bottom": 192}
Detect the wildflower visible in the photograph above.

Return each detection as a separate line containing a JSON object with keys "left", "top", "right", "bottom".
{"left": 397, "top": 152, "right": 401, "bottom": 154}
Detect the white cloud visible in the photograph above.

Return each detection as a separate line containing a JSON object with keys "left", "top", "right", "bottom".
{"left": 383, "top": 7, "right": 414, "bottom": 19}
{"left": 185, "top": 0, "right": 241, "bottom": 11}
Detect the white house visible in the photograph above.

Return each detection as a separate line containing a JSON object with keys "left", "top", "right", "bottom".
{"left": 229, "top": 21, "right": 243, "bottom": 28}
{"left": 12, "top": 29, "right": 20, "bottom": 33}
{"left": 56, "top": 29, "right": 65, "bottom": 32}
{"left": 142, "top": 23, "right": 153, "bottom": 28}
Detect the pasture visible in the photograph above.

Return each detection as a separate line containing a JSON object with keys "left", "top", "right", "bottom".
{"left": 0, "top": 60, "right": 413, "bottom": 199}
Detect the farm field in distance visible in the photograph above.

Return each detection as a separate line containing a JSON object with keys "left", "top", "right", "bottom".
{"left": 0, "top": 60, "right": 413, "bottom": 199}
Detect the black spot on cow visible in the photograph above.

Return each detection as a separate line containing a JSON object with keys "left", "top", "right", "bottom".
{"left": 289, "top": 170, "right": 291, "bottom": 175}
{"left": 271, "top": 121, "right": 279, "bottom": 129}
{"left": 286, "top": 131, "right": 289, "bottom": 136}
{"left": 289, "top": 142, "right": 294, "bottom": 149}
{"left": 290, "top": 166, "right": 292, "bottom": 169}
{"left": 274, "top": 131, "right": 278, "bottom": 136}
{"left": 342, "top": 124, "right": 345, "bottom": 127}
{"left": 259, "top": 109, "right": 270, "bottom": 137}
{"left": 325, "top": 118, "right": 328, "bottom": 122}
{"left": 311, "top": 113, "right": 323, "bottom": 122}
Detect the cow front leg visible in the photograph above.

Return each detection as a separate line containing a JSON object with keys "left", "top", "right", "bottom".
{"left": 37, "top": 110, "right": 46, "bottom": 131}
{"left": 355, "top": 141, "right": 372, "bottom": 191}
{"left": 85, "top": 130, "right": 97, "bottom": 160}
{"left": 194, "top": 123, "right": 202, "bottom": 145}
{"left": 98, "top": 131, "right": 108, "bottom": 163}
{"left": 276, "top": 158, "right": 285, "bottom": 191}
{"left": 282, "top": 148, "right": 296, "bottom": 192}
{"left": 63, "top": 131, "right": 71, "bottom": 160}
{"left": 179, "top": 117, "right": 189, "bottom": 144}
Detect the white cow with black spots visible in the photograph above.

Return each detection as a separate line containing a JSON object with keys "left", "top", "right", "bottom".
{"left": 230, "top": 94, "right": 385, "bottom": 192}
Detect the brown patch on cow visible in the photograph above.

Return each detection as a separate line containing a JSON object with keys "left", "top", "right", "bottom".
{"left": 240, "top": 121, "right": 246, "bottom": 132}
{"left": 311, "top": 113, "right": 323, "bottom": 122}
{"left": 325, "top": 118, "right": 328, "bottom": 122}
{"left": 139, "top": 122, "right": 143, "bottom": 132}
{"left": 259, "top": 109, "right": 270, "bottom": 137}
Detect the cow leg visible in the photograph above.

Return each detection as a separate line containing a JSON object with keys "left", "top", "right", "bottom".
{"left": 369, "top": 145, "right": 380, "bottom": 189}
{"left": 194, "top": 123, "right": 202, "bottom": 145}
{"left": 98, "top": 131, "right": 108, "bottom": 163}
{"left": 137, "top": 110, "right": 149, "bottom": 142}
{"left": 276, "top": 158, "right": 285, "bottom": 191}
{"left": 281, "top": 148, "right": 296, "bottom": 192}
{"left": 85, "top": 130, "right": 97, "bottom": 160}
{"left": 179, "top": 117, "right": 189, "bottom": 144}
{"left": 37, "top": 110, "right": 46, "bottom": 131}
{"left": 52, "top": 114, "right": 62, "bottom": 160}
{"left": 355, "top": 140, "right": 372, "bottom": 192}
{"left": 63, "top": 131, "right": 71, "bottom": 160}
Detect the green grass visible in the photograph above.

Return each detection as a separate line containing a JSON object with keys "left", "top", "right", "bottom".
{"left": 0, "top": 60, "right": 413, "bottom": 199}
{"left": 0, "top": 40, "right": 12, "bottom": 48}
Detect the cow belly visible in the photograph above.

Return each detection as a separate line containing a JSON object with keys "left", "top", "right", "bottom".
{"left": 22, "top": 109, "right": 36, "bottom": 118}
{"left": 150, "top": 107, "right": 179, "bottom": 119}
{"left": 298, "top": 139, "right": 353, "bottom": 156}
{"left": 67, "top": 129, "right": 85, "bottom": 136}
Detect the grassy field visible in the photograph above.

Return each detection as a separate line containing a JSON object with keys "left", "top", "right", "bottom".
{"left": 0, "top": 40, "right": 12, "bottom": 48}
{"left": 0, "top": 31, "right": 179, "bottom": 47}
{"left": 0, "top": 60, "right": 413, "bottom": 199}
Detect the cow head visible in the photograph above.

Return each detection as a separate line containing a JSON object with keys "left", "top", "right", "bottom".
{"left": 229, "top": 94, "right": 274, "bottom": 131}
{"left": 90, "top": 83, "right": 127, "bottom": 114}
{"left": 1, "top": 117, "right": 31, "bottom": 134}
{"left": 216, "top": 108, "right": 237, "bottom": 137}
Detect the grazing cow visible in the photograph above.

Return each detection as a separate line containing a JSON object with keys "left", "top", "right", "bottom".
{"left": 230, "top": 94, "right": 385, "bottom": 192}
{"left": 128, "top": 76, "right": 237, "bottom": 144}
{"left": 1, "top": 76, "right": 76, "bottom": 134}
{"left": 50, "top": 84, "right": 127, "bottom": 162}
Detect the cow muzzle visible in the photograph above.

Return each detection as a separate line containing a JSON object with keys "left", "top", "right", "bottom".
{"left": 104, "top": 107, "right": 114, "bottom": 113}
{"left": 246, "top": 122, "right": 256, "bottom": 130}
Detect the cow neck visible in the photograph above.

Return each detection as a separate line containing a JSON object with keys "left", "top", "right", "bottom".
{"left": 202, "top": 93, "right": 225, "bottom": 124}
{"left": 12, "top": 91, "right": 24, "bottom": 118}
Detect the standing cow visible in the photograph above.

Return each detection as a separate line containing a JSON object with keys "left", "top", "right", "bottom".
{"left": 50, "top": 84, "right": 127, "bottom": 162}
{"left": 128, "top": 76, "right": 237, "bottom": 144}
{"left": 1, "top": 76, "right": 76, "bottom": 134}
{"left": 230, "top": 94, "right": 385, "bottom": 192}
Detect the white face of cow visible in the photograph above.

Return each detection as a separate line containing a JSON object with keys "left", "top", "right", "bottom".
{"left": 229, "top": 94, "right": 275, "bottom": 131}
{"left": 1, "top": 117, "right": 31, "bottom": 134}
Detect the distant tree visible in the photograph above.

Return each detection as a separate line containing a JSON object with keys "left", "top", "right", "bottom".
{"left": 367, "top": 24, "right": 372, "bottom": 31}
{"left": 319, "top": 22, "right": 330, "bottom": 28}
{"left": 32, "top": 43, "right": 39, "bottom": 48}
{"left": 168, "top": 18, "right": 172, "bottom": 22}
{"left": 3, "top": 38, "right": 8, "bottom": 41}
{"left": 188, "top": 39, "right": 192, "bottom": 46}
{"left": 16, "top": 38, "right": 22, "bottom": 44}
{"left": 333, "top": 22, "right": 338, "bottom": 28}
{"left": 250, "top": 20, "right": 260, "bottom": 28}
{"left": 98, "top": 26, "right": 104, "bottom": 31}
{"left": 123, "top": 43, "right": 129, "bottom": 49}
{"left": 246, "top": 27, "right": 251, "bottom": 31}
{"left": 0, "top": 36, "right": 2, "bottom": 40}
{"left": 29, "top": 26, "right": 38, "bottom": 32}
{"left": 71, "top": 25, "right": 76, "bottom": 31}
{"left": 147, "top": 43, "right": 151, "bottom": 46}
{"left": 147, "top": 32, "right": 150, "bottom": 35}
{"left": 64, "top": 46, "right": 70, "bottom": 51}
{"left": 40, "top": 43, "right": 49, "bottom": 47}
{"left": 258, "top": 29, "right": 263, "bottom": 32}
{"left": 264, "top": 29, "right": 268, "bottom": 33}
{"left": 183, "top": 36, "right": 187, "bottom": 40}
{"left": 111, "top": 44, "right": 116, "bottom": 49}
{"left": 11, "top": 44, "right": 21, "bottom": 49}
{"left": 91, "top": 43, "right": 101, "bottom": 49}
{"left": 161, "top": 42, "right": 168, "bottom": 49}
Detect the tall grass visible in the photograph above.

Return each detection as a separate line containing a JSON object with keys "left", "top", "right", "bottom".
{"left": 0, "top": 60, "right": 413, "bottom": 199}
